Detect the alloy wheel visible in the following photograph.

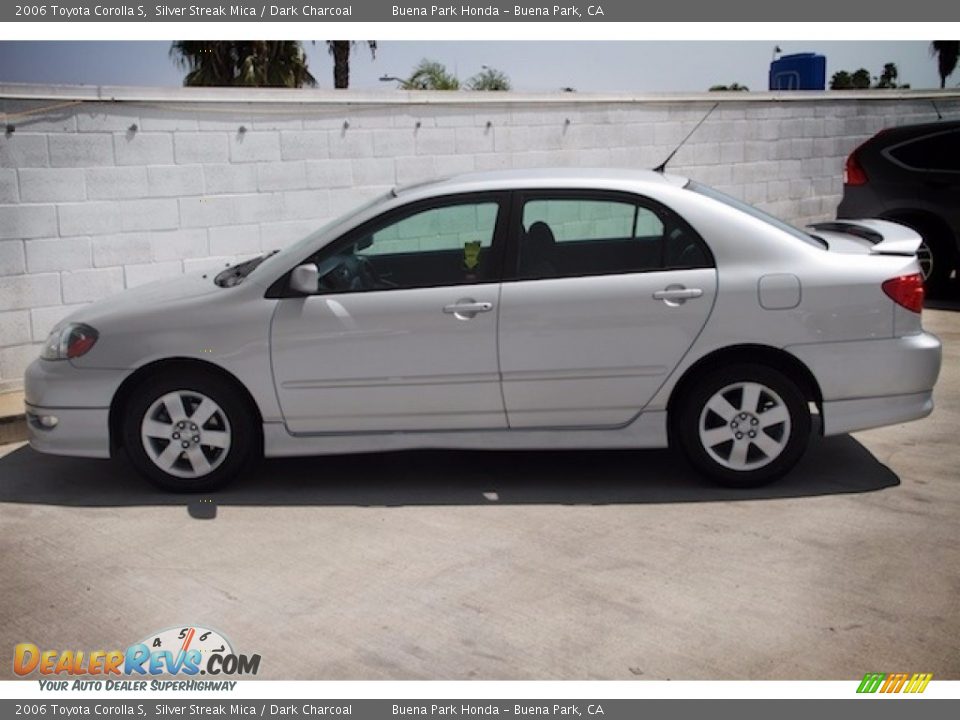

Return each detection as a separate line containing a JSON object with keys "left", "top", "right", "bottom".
{"left": 140, "top": 390, "right": 232, "bottom": 479}
{"left": 698, "top": 381, "right": 792, "bottom": 471}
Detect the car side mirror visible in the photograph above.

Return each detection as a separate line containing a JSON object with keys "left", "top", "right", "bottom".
{"left": 289, "top": 264, "right": 319, "bottom": 295}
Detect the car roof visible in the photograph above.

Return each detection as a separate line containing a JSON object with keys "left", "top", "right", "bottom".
{"left": 395, "top": 167, "right": 689, "bottom": 199}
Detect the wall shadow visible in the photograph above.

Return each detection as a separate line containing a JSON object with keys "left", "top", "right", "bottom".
{"left": 0, "top": 434, "right": 898, "bottom": 508}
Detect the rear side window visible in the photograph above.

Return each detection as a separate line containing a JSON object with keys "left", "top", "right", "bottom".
{"left": 516, "top": 194, "right": 711, "bottom": 280}
{"left": 886, "top": 129, "right": 960, "bottom": 172}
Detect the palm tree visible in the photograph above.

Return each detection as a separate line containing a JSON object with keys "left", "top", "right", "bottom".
{"left": 170, "top": 41, "right": 316, "bottom": 88}
{"left": 931, "top": 41, "right": 960, "bottom": 89}
{"left": 402, "top": 59, "right": 460, "bottom": 90}
{"left": 326, "top": 41, "right": 377, "bottom": 89}
{"left": 467, "top": 67, "right": 511, "bottom": 91}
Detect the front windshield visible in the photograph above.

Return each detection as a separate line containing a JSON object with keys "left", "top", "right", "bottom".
{"left": 241, "top": 190, "right": 395, "bottom": 284}
{"left": 686, "top": 180, "right": 827, "bottom": 249}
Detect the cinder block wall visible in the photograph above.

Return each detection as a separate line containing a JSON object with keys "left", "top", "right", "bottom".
{"left": 1, "top": 85, "right": 958, "bottom": 389}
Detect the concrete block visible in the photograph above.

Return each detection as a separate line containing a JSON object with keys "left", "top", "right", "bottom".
{"left": 258, "top": 161, "right": 307, "bottom": 192}
{"left": 61, "top": 267, "right": 125, "bottom": 303}
{"left": 208, "top": 224, "right": 261, "bottom": 256}
{"left": 229, "top": 132, "right": 281, "bottom": 163}
{"left": 179, "top": 195, "right": 237, "bottom": 228}
{"left": 281, "top": 189, "right": 331, "bottom": 221}
{"left": 0, "top": 169, "right": 18, "bottom": 203}
{"left": 25, "top": 237, "right": 91, "bottom": 273}
{"left": 0, "top": 241, "right": 26, "bottom": 276}
{"left": 260, "top": 220, "right": 322, "bottom": 249}
{"left": 351, "top": 158, "right": 395, "bottom": 186}
{"left": 48, "top": 134, "right": 114, "bottom": 167}
{"left": 86, "top": 166, "right": 148, "bottom": 200}
{"left": 395, "top": 156, "right": 437, "bottom": 185}
{"left": 328, "top": 129, "right": 374, "bottom": 159}
{"left": 280, "top": 131, "right": 329, "bottom": 160}
{"left": 114, "top": 133, "right": 174, "bottom": 166}
{"left": 0, "top": 310, "right": 31, "bottom": 345}
{"left": 0, "top": 135, "right": 50, "bottom": 168}
{"left": 184, "top": 256, "right": 235, "bottom": 274}
{"left": 124, "top": 260, "right": 184, "bottom": 288}
{"left": 147, "top": 164, "right": 204, "bottom": 197}
{"left": 305, "top": 159, "right": 353, "bottom": 189}
{"left": 204, "top": 163, "right": 258, "bottom": 194}
{"left": 373, "top": 129, "right": 416, "bottom": 158}
{"left": 118, "top": 198, "right": 179, "bottom": 232}
{"left": 175, "top": 133, "right": 229, "bottom": 164}
{"left": 92, "top": 232, "right": 152, "bottom": 267}
{"left": 0, "top": 205, "right": 59, "bottom": 239}
{"left": 455, "top": 127, "right": 494, "bottom": 155}
{"left": 149, "top": 228, "right": 209, "bottom": 261}
{"left": 0, "top": 273, "right": 61, "bottom": 311}
{"left": 18, "top": 167, "right": 86, "bottom": 203}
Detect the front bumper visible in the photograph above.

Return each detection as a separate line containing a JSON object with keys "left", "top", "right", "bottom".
{"left": 24, "top": 358, "right": 124, "bottom": 460}
{"left": 25, "top": 403, "right": 111, "bottom": 458}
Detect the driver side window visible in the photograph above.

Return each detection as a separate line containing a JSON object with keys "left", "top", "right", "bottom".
{"left": 311, "top": 200, "right": 502, "bottom": 293}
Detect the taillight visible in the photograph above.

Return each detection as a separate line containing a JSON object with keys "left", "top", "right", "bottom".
{"left": 844, "top": 151, "right": 868, "bottom": 186}
{"left": 66, "top": 325, "right": 99, "bottom": 358}
{"left": 882, "top": 273, "right": 924, "bottom": 313}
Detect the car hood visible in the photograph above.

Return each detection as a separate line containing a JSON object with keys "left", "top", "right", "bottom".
{"left": 60, "top": 271, "right": 223, "bottom": 329}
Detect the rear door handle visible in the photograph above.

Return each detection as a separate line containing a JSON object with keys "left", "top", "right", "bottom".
{"left": 443, "top": 300, "right": 493, "bottom": 319}
{"left": 653, "top": 286, "right": 703, "bottom": 305}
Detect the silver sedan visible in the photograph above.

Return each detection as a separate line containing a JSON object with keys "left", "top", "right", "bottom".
{"left": 25, "top": 168, "right": 942, "bottom": 492}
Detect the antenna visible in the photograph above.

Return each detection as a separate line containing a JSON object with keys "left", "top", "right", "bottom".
{"left": 931, "top": 99, "right": 943, "bottom": 120}
{"left": 653, "top": 102, "right": 719, "bottom": 173}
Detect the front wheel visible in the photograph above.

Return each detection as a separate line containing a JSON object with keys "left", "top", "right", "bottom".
{"left": 122, "top": 370, "right": 259, "bottom": 492}
{"left": 676, "top": 364, "right": 811, "bottom": 487}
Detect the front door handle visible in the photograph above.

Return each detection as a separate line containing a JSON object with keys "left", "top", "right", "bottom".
{"left": 443, "top": 299, "right": 494, "bottom": 320}
{"left": 653, "top": 286, "right": 703, "bottom": 306}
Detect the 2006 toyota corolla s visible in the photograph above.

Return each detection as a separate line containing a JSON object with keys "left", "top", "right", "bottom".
{"left": 25, "top": 168, "right": 942, "bottom": 492}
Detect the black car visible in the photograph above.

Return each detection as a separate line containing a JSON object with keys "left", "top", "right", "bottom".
{"left": 837, "top": 120, "right": 960, "bottom": 294}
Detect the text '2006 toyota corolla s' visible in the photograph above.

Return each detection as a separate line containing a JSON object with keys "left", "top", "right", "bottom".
{"left": 25, "top": 168, "right": 942, "bottom": 492}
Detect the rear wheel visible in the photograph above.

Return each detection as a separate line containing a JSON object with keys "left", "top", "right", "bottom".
{"left": 122, "top": 370, "right": 258, "bottom": 492}
{"left": 676, "top": 364, "right": 811, "bottom": 487}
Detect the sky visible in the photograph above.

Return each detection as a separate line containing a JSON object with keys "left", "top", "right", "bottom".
{"left": 0, "top": 41, "right": 953, "bottom": 92}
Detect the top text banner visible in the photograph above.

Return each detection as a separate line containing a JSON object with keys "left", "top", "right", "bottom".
{"left": 4, "top": 0, "right": 960, "bottom": 22}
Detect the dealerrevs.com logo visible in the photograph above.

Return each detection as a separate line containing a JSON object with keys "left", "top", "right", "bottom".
{"left": 14, "top": 626, "right": 261, "bottom": 682}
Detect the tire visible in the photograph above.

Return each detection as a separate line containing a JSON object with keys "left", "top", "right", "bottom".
{"left": 122, "top": 368, "right": 259, "bottom": 492}
{"left": 676, "top": 364, "right": 811, "bottom": 488}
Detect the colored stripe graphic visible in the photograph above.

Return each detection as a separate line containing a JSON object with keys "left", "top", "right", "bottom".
{"left": 857, "top": 672, "right": 932, "bottom": 694}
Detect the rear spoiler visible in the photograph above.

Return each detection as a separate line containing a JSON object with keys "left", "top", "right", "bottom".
{"left": 807, "top": 219, "right": 922, "bottom": 256}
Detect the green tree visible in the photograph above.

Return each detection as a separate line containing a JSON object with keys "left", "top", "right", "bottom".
{"left": 467, "top": 67, "right": 511, "bottom": 91}
{"left": 326, "top": 41, "right": 377, "bottom": 89}
{"left": 709, "top": 83, "right": 749, "bottom": 91}
{"left": 875, "top": 62, "right": 909, "bottom": 89}
{"left": 402, "top": 59, "right": 461, "bottom": 90}
{"left": 931, "top": 41, "right": 960, "bottom": 89}
{"left": 830, "top": 67, "right": 872, "bottom": 90}
{"left": 170, "top": 41, "right": 316, "bottom": 88}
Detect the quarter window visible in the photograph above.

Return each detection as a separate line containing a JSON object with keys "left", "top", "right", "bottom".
{"left": 887, "top": 129, "right": 960, "bottom": 173}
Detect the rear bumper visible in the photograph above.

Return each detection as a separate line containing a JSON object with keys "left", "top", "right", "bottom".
{"left": 787, "top": 331, "right": 941, "bottom": 402}
{"left": 822, "top": 391, "right": 933, "bottom": 436}
{"left": 25, "top": 403, "right": 111, "bottom": 459}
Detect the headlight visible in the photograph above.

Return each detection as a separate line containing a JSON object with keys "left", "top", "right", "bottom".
{"left": 41, "top": 323, "right": 99, "bottom": 360}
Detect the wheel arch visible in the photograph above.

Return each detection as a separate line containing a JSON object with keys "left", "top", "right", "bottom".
{"left": 666, "top": 344, "right": 823, "bottom": 443}
{"left": 108, "top": 357, "right": 264, "bottom": 455}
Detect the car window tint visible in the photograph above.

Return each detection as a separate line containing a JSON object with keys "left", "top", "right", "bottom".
{"left": 888, "top": 130, "right": 960, "bottom": 172}
{"left": 517, "top": 196, "right": 708, "bottom": 280}
{"left": 311, "top": 201, "right": 500, "bottom": 293}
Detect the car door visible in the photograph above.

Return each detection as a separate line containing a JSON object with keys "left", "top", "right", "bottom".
{"left": 270, "top": 193, "right": 509, "bottom": 434}
{"left": 498, "top": 190, "right": 717, "bottom": 428}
